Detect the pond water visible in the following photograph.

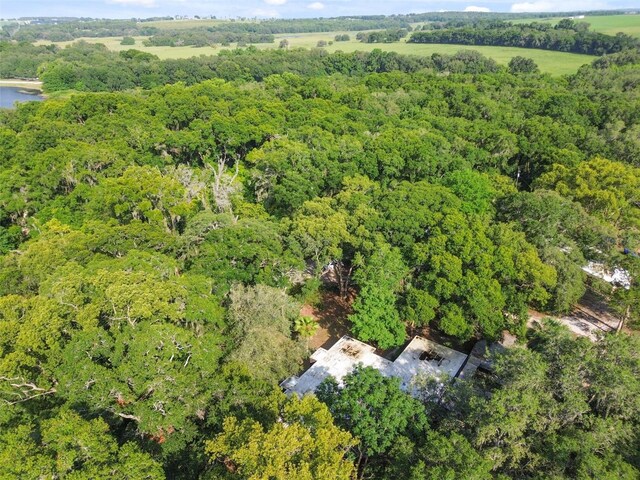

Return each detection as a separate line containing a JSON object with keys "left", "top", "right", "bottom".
{"left": 0, "top": 86, "right": 44, "bottom": 109}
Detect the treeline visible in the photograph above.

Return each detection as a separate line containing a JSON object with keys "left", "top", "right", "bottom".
{"left": 1, "top": 19, "right": 158, "bottom": 42}
{"left": 410, "top": 19, "right": 640, "bottom": 55}
{"left": 0, "top": 41, "right": 58, "bottom": 78}
{"left": 4, "top": 41, "right": 504, "bottom": 92}
{"left": 402, "top": 9, "right": 633, "bottom": 23}
{"left": 205, "top": 17, "right": 412, "bottom": 34}
{"left": 356, "top": 28, "right": 410, "bottom": 43}
{"left": 143, "top": 30, "right": 274, "bottom": 47}
{"left": 0, "top": 16, "right": 413, "bottom": 42}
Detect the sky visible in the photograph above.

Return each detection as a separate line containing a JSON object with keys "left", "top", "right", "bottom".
{"left": 1, "top": 0, "right": 638, "bottom": 20}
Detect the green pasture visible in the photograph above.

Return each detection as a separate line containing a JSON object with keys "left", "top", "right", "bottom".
{"left": 266, "top": 33, "right": 596, "bottom": 75}
{"left": 36, "top": 31, "right": 597, "bottom": 76}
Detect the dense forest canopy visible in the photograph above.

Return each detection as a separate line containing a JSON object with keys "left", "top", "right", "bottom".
{"left": 1, "top": 15, "right": 639, "bottom": 480}
{"left": 0, "top": 41, "right": 505, "bottom": 90}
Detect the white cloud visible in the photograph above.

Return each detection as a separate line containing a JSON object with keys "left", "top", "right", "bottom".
{"left": 307, "top": 2, "right": 325, "bottom": 10}
{"left": 464, "top": 5, "right": 490, "bottom": 12}
{"left": 511, "top": 1, "right": 605, "bottom": 12}
{"left": 510, "top": 1, "right": 553, "bottom": 12}
{"left": 252, "top": 8, "right": 280, "bottom": 17}
{"left": 264, "top": 0, "right": 287, "bottom": 5}
{"left": 107, "top": 0, "right": 156, "bottom": 6}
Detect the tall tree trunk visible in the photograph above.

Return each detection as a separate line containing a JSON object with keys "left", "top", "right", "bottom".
{"left": 335, "top": 261, "right": 354, "bottom": 299}
{"left": 617, "top": 304, "right": 630, "bottom": 333}
{"left": 208, "top": 153, "right": 239, "bottom": 213}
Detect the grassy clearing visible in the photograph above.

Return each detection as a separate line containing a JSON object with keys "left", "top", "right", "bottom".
{"left": 35, "top": 36, "right": 225, "bottom": 59}
{"left": 584, "top": 14, "right": 640, "bottom": 36}
{"left": 513, "top": 14, "right": 640, "bottom": 37}
{"left": 0, "top": 79, "right": 43, "bottom": 89}
{"left": 35, "top": 32, "right": 596, "bottom": 76}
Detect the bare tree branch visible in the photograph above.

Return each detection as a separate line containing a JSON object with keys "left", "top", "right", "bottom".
{"left": 0, "top": 377, "right": 57, "bottom": 405}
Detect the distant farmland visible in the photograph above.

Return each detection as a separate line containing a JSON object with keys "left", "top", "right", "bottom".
{"left": 31, "top": 13, "right": 637, "bottom": 76}
{"left": 269, "top": 34, "right": 597, "bottom": 76}
{"left": 513, "top": 14, "right": 640, "bottom": 38}
{"left": 36, "top": 31, "right": 597, "bottom": 76}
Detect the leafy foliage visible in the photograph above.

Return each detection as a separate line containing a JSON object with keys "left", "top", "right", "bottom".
{"left": 426, "top": 320, "right": 640, "bottom": 479}
{"left": 206, "top": 392, "right": 356, "bottom": 480}
{"left": 0, "top": 410, "right": 164, "bottom": 479}
{"left": 0, "top": 38, "right": 638, "bottom": 480}
{"left": 349, "top": 242, "right": 408, "bottom": 348}
{"left": 317, "top": 366, "right": 428, "bottom": 457}
{"left": 226, "top": 284, "right": 305, "bottom": 383}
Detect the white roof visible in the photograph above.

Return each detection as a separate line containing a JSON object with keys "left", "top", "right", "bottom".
{"left": 390, "top": 336, "right": 468, "bottom": 391}
{"left": 282, "top": 335, "right": 468, "bottom": 397}
{"left": 582, "top": 262, "right": 631, "bottom": 289}
{"left": 283, "top": 336, "right": 393, "bottom": 395}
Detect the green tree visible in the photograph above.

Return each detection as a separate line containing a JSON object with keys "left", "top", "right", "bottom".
{"left": 246, "top": 138, "right": 323, "bottom": 216}
{"left": 508, "top": 56, "right": 539, "bottom": 74}
{"left": 290, "top": 197, "right": 351, "bottom": 273}
{"left": 440, "top": 169, "right": 496, "bottom": 216}
{"left": 350, "top": 285, "right": 406, "bottom": 349}
{"left": 384, "top": 431, "right": 494, "bottom": 480}
{"left": 537, "top": 157, "right": 640, "bottom": 241}
{"left": 349, "top": 241, "right": 408, "bottom": 349}
{"left": 317, "top": 366, "right": 429, "bottom": 477}
{"left": 185, "top": 213, "right": 299, "bottom": 292}
{"left": 498, "top": 189, "right": 615, "bottom": 313}
{"left": 0, "top": 411, "right": 163, "bottom": 479}
{"left": 294, "top": 315, "right": 318, "bottom": 339}
{"left": 55, "top": 322, "right": 224, "bottom": 438}
{"left": 226, "top": 284, "right": 305, "bottom": 383}
{"left": 89, "top": 165, "right": 194, "bottom": 232}
{"left": 206, "top": 392, "right": 355, "bottom": 480}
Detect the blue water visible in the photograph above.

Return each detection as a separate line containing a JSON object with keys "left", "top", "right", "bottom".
{"left": 0, "top": 86, "right": 44, "bottom": 109}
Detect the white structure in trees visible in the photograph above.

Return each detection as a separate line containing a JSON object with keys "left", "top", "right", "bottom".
{"left": 281, "top": 335, "right": 469, "bottom": 398}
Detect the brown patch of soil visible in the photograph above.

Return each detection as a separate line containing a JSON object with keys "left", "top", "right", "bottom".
{"left": 572, "top": 289, "right": 619, "bottom": 331}
{"left": 304, "top": 289, "right": 355, "bottom": 351}
{"left": 302, "top": 289, "right": 477, "bottom": 356}
{"left": 527, "top": 286, "right": 632, "bottom": 341}
{"left": 300, "top": 304, "right": 315, "bottom": 319}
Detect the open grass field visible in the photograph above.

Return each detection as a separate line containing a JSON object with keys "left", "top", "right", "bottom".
{"left": 36, "top": 31, "right": 597, "bottom": 76}
{"left": 513, "top": 14, "right": 640, "bottom": 37}
{"left": 271, "top": 33, "right": 597, "bottom": 75}
{"left": 35, "top": 36, "right": 226, "bottom": 59}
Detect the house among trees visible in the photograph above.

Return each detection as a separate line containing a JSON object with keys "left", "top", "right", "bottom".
{"left": 281, "top": 336, "right": 471, "bottom": 397}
